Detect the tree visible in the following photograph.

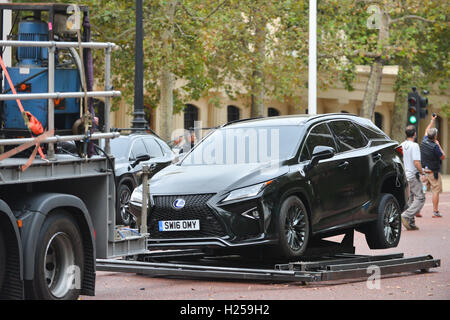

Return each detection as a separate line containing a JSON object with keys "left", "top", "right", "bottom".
{"left": 317, "top": 0, "right": 448, "bottom": 139}
{"left": 204, "top": 0, "right": 311, "bottom": 116}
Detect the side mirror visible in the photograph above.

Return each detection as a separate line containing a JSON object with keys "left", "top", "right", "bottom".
{"left": 310, "top": 146, "right": 335, "bottom": 167}
{"left": 131, "top": 154, "right": 151, "bottom": 168}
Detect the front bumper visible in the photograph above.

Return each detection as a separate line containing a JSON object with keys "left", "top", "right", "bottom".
{"left": 147, "top": 235, "right": 277, "bottom": 249}
{"left": 129, "top": 190, "right": 278, "bottom": 249}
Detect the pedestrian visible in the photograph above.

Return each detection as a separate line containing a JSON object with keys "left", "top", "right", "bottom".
{"left": 401, "top": 125, "right": 426, "bottom": 230}
{"left": 421, "top": 114, "right": 446, "bottom": 217}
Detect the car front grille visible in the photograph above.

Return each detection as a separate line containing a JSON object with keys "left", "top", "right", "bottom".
{"left": 148, "top": 194, "right": 227, "bottom": 239}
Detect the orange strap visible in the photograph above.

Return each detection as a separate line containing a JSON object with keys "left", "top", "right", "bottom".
{"left": 0, "top": 130, "right": 53, "bottom": 171}
{"left": 0, "top": 55, "right": 46, "bottom": 160}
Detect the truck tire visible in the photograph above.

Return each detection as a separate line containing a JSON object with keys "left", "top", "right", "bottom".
{"left": 277, "top": 196, "right": 310, "bottom": 259}
{"left": 0, "top": 228, "right": 6, "bottom": 292}
{"left": 25, "top": 210, "right": 84, "bottom": 300}
{"left": 365, "top": 193, "right": 402, "bottom": 249}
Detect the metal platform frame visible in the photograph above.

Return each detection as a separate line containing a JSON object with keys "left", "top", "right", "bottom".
{"left": 96, "top": 231, "right": 441, "bottom": 284}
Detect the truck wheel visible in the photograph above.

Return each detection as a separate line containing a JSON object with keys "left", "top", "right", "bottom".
{"left": 0, "top": 228, "right": 6, "bottom": 292}
{"left": 365, "top": 193, "right": 402, "bottom": 249}
{"left": 277, "top": 196, "right": 310, "bottom": 259}
{"left": 116, "top": 183, "right": 134, "bottom": 226}
{"left": 26, "top": 211, "right": 84, "bottom": 300}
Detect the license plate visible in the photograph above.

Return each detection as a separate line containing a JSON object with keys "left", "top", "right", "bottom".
{"left": 158, "top": 220, "right": 200, "bottom": 231}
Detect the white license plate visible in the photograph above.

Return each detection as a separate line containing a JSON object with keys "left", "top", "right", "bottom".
{"left": 158, "top": 220, "right": 200, "bottom": 231}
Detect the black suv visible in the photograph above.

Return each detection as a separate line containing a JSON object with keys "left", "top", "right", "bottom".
{"left": 130, "top": 114, "right": 408, "bottom": 258}
{"left": 110, "top": 134, "right": 175, "bottom": 225}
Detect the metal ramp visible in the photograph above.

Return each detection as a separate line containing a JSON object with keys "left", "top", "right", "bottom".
{"left": 96, "top": 250, "right": 440, "bottom": 284}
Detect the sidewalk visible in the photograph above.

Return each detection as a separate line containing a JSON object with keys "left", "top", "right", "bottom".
{"left": 443, "top": 175, "right": 450, "bottom": 192}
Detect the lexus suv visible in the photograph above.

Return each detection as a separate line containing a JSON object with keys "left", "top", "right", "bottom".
{"left": 130, "top": 114, "right": 408, "bottom": 258}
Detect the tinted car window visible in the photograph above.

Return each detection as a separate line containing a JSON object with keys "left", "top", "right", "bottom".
{"left": 155, "top": 137, "right": 173, "bottom": 154}
{"left": 144, "top": 138, "right": 164, "bottom": 158}
{"left": 131, "top": 139, "right": 148, "bottom": 159}
{"left": 328, "top": 121, "right": 367, "bottom": 152}
{"left": 303, "top": 123, "right": 336, "bottom": 159}
{"left": 181, "top": 125, "right": 304, "bottom": 165}
{"left": 110, "top": 137, "right": 131, "bottom": 161}
{"left": 357, "top": 123, "right": 387, "bottom": 140}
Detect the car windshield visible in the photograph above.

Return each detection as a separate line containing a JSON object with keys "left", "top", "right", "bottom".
{"left": 181, "top": 125, "right": 304, "bottom": 166}
{"left": 110, "top": 138, "right": 131, "bottom": 160}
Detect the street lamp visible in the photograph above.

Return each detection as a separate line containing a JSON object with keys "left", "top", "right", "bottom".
{"left": 308, "top": 0, "right": 317, "bottom": 115}
{"left": 132, "top": 0, "right": 148, "bottom": 131}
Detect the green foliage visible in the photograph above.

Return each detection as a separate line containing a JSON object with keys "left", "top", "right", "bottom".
{"left": 13, "top": 0, "right": 448, "bottom": 116}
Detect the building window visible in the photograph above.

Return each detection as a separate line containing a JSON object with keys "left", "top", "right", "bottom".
{"left": 184, "top": 104, "right": 199, "bottom": 130}
{"left": 227, "top": 105, "right": 240, "bottom": 122}
{"left": 268, "top": 107, "right": 280, "bottom": 117}
{"left": 374, "top": 112, "right": 383, "bottom": 130}
{"left": 341, "top": 110, "right": 349, "bottom": 113}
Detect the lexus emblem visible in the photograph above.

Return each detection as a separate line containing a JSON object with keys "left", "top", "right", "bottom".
{"left": 173, "top": 199, "right": 186, "bottom": 210}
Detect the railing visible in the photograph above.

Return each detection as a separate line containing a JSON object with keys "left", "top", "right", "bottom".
{"left": 0, "top": 40, "right": 120, "bottom": 158}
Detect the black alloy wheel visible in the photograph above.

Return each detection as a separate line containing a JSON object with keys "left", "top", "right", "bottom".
{"left": 365, "top": 193, "right": 402, "bottom": 249}
{"left": 117, "top": 184, "right": 134, "bottom": 226}
{"left": 278, "top": 196, "right": 310, "bottom": 259}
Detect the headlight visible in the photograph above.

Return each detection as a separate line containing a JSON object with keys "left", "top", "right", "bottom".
{"left": 130, "top": 185, "right": 143, "bottom": 204}
{"left": 222, "top": 180, "right": 273, "bottom": 203}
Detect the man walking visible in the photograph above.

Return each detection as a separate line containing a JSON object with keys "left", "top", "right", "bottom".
{"left": 421, "top": 114, "right": 446, "bottom": 217}
{"left": 401, "top": 125, "right": 426, "bottom": 230}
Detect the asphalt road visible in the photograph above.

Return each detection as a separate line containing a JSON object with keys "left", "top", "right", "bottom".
{"left": 83, "top": 192, "right": 450, "bottom": 300}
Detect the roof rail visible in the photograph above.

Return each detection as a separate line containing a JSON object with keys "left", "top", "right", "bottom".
{"left": 222, "top": 116, "right": 265, "bottom": 127}
{"left": 304, "top": 113, "right": 360, "bottom": 122}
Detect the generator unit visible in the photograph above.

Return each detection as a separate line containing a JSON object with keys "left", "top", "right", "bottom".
{"left": 2, "top": 9, "right": 84, "bottom": 137}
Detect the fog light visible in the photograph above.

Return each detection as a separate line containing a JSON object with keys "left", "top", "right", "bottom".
{"left": 241, "top": 207, "right": 260, "bottom": 220}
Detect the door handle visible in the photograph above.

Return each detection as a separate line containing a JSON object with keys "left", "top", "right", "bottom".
{"left": 338, "top": 161, "right": 349, "bottom": 169}
{"left": 372, "top": 153, "right": 382, "bottom": 162}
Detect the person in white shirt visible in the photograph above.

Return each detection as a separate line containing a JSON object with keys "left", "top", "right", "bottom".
{"left": 401, "top": 125, "right": 426, "bottom": 230}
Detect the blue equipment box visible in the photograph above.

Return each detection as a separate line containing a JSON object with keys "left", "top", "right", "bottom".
{"left": 3, "top": 67, "right": 81, "bottom": 131}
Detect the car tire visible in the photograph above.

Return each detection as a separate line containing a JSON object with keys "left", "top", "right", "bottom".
{"left": 365, "top": 193, "right": 402, "bottom": 249}
{"left": 25, "top": 211, "right": 84, "bottom": 300}
{"left": 277, "top": 196, "right": 310, "bottom": 259}
{"left": 116, "top": 183, "right": 134, "bottom": 226}
{"left": 0, "top": 227, "right": 6, "bottom": 292}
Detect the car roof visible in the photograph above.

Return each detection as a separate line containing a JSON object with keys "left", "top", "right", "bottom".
{"left": 114, "top": 133, "right": 158, "bottom": 141}
{"left": 223, "top": 113, "right": 363, "bottom": 129}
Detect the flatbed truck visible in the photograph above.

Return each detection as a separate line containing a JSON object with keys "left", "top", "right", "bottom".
{"left": 0, "top": 3, "right": 148, "bottom": 300}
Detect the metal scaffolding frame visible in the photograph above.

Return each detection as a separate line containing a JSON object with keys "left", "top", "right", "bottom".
{"left": 0, "top": 40, "right": 120, "bottom": 157}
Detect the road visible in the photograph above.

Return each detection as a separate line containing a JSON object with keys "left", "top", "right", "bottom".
{"left": 83, "top": 192, "right": 450, "bottom": 300}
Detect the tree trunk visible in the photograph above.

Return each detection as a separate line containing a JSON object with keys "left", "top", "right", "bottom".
{"left": 158, "top": 0, "right": 178, "bottom": 141}
{"left": 250, "top": 16, "right": 266, "bottom": 118}
{"left": 159, "top": 68, "right": 174, "bottom": 141}
{"left": 360, "top": 59, "right": 383, "bottom": 119}
{"left": 390, "top": 87, "right": 408, "bottom": 142}
{"left": 360, "top": 11, "right": 389, "bottom": 120}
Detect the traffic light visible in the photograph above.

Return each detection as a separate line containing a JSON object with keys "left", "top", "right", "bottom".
{"left": 418, "top": 90, "right": 429, "bottom": 119}
{"left": 407, "top": 88, "right": 418, "bottom": 128}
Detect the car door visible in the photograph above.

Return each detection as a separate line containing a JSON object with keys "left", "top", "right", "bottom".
{"left": 129, "top": 138, "right": 149, "bottom": 177}
{"left": 142, "top": 137, "right": 170, "bottom": 175}
{"left": 327, "top": 120, "right": 371, "bottom": 216}
{"left": 300, "top": 122, "right": 354, "bottom": 231}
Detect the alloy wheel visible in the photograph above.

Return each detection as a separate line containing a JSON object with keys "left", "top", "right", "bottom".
{"left": 119, "top": 187, "right": 133, "bottom": 226}
{"left": 284, "top": 204, "right": 307, "bottom": 251}
{"left": 383, "top": 201, "right": 401, "bottom": 245}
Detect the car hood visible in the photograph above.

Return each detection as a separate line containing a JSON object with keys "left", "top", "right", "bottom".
{"left": 149, "top": 162, "right": 288, "bottom": 195}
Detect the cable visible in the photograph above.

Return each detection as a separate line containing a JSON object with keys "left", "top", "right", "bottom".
{"left": 94, "top": 144, "right": 118, "bottom": 190}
